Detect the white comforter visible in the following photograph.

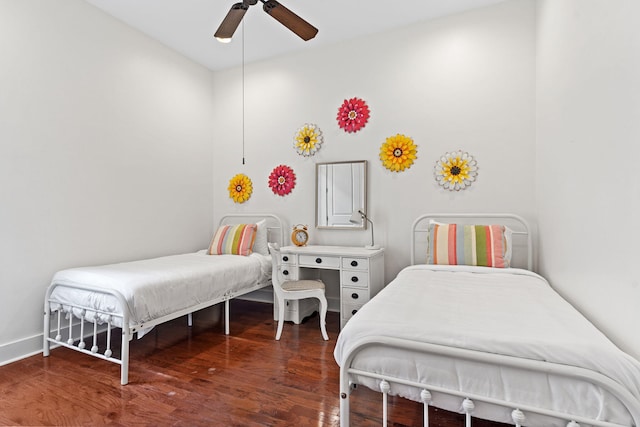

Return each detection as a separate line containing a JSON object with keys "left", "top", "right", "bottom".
{"left": 49, "top": 251, "right": 270, "bottom": 327}
{"left": 334, "top": 265, "right": 640, "bottom": 426}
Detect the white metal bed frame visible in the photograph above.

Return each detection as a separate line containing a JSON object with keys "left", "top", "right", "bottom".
{"left": 43, "top": 213, "right": 283, "bottom": 385}
{"left": 339, "top": 213, "right": 640, "bottom": 427}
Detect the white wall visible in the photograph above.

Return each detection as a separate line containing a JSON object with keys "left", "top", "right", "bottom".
{"left": 536, "top": 1, "right": 640, "bottom": 359}
{"left": 212, "top": 0, "right": 536, "bottom": 282}
{"left": 0, "top": 0, "right": 215, "bottom": 363}
{"left": 0, "top": 0, "right": 539, "bottom": 365}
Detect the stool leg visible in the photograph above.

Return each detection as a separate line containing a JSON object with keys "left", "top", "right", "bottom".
{"left": 319, "top": 295, "right": 329, "bottom": 341}
{"left": 276, "top": 298, "right": 285, "bottom": 340}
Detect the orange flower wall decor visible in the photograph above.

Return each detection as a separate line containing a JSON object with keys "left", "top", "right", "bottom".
{"left": 337, "top": 97, "right": 370, "bottom": 133}
{"left": 379, "top": 134, "right": 418, "bottom": 172}
{"left": 228, "top": 173, "right": 253, "bottom": 203}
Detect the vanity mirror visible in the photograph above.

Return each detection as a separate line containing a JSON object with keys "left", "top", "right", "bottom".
{"left": 316, "top": 160, "right": 367, "bottom": 229}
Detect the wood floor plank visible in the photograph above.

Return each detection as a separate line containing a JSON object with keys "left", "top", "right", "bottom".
{"left": 0, "top": 300, "right": 508, "bottom": 426}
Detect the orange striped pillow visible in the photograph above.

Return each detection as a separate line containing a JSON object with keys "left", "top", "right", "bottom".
{"left": 427, "top": 222, "right": 511, "bottom": 268}
{"left": 208, "top": 223, "right": 257, "bottom": 256}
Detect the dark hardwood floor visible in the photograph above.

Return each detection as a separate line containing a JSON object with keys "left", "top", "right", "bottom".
{"left": 0, "top": 300, "right": 508, "bottom": 426}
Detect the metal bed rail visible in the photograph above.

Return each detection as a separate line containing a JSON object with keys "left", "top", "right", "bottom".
{"left": 43, "top": 280, "right": 271, "bottom": 385}
{"left": 339, "top": 336, "right": 640, "bottom": 427}
{"left": 44, "top": 282, "right": 132, "bottom": 385}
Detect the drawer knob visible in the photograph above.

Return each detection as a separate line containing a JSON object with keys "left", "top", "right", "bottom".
{"left": 282, "top": 256, "right": 288, "bottom": 262}
{"left": 352, "top": 309, "right": 358, "bottom": 315}
{"left": 351, "top": 293, "right": 359, "bottom": 299}
{"left": 283, "top": 270, "right": 289, "bottom": 276}
{"left": 351, "top": 260, "right": 358, "bottom": 267}
{"left": 315, "top": 258, "right": 322, "bottom": 264}
{"left": 351, "top": 276, "right": 359, "bottom": 283}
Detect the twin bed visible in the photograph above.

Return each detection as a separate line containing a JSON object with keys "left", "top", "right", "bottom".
{"left": 43, "top": 211, "right": 640, "bottom": 426}
{"left": 335, "top": 214, "right": 640, "bottom": 427}
{"left": 43, "top": 213, "right": 283, "bottom": 385}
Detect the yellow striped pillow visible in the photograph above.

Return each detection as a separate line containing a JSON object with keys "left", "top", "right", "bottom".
{"left": 208, "top": 223, "right": 257, "bottom": 256}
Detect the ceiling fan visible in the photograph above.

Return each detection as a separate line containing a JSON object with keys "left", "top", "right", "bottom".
{"left": 214, "top": 0, "right": 318, "bottom": 43}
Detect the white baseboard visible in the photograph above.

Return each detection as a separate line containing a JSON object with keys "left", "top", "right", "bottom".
{"left": 237, "top": 288, "right": 274, "bottom": 304}
{"left": 0, "top": 333, "right": 44, "bottom": 366}
{"left": 1, "top": 320, "right": 110, "bottom": 366}
{"left": 327, "top": 296, "right": 340, "bottom": 313}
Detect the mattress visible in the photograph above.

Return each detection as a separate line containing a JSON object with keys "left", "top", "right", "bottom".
{"left": 334, "top": 264, "right": 640, "bottom": 426}
{"left": 49, "top": 250, "right": 271, "bottom": 328}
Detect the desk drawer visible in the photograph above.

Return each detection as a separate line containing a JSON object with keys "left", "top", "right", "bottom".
{"left": 342, "top": 287, "right": 370, "bottom": 305}
{"left": 342, "top": 257, "right": 369, "bottom": 270}
{"left": 299, "top": 254, "right": 340, "bottom": 269}
{"left": 342, "top": 303, "right": 363, "bottom": 322}
{"left": 341, "top": 270, "right": 369, "bottom": 288}
{"left": 279, "top": 253, "right": 294, "bottom": 265}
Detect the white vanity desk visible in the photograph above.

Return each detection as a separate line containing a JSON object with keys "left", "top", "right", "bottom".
{"left": 277, "top": 245, "right": 385, "bottom": 329}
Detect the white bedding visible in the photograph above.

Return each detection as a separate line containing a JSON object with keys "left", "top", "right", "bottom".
{"left": 49, "top": 251, "right": 271, "bottom": 328}
{"left": 334, "top": 264, "right": 640, "bottom": 426}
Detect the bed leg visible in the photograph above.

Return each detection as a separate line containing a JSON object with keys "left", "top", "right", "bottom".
{"left": 339, "top": 363, "right": 354, "bottom": 427}
{"left": 224, "top": 300, "right": 230, "bottom": 335}
{"left": 187, "top": 313, "right": 193, "bottom": 327}
{"left": 120, "top": 329, "right": 130, "bottom": 385}
{"left": 421, "top": 389, "right": 432, "bottom": 426}
{"left": 43, "top": 308, "right": 50, "bottom": 357}
{"left": 463, "top": 398, "right": 475, "bottom": 427}
{"left": 340, "top": 390, "right": 350, "bottom": 427}
{"left": 511, "top": 409, "right": 525, "bottom": 427}
{"left": 380, "top": 380, "right": 390, "bottom": 427}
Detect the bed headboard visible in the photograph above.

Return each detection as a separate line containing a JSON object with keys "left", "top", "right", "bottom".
{"left": 411, "top": 213, "right": 533, "bottom": 271}
{"left": 218, "top": 213, "right": 285, "bottom": 247}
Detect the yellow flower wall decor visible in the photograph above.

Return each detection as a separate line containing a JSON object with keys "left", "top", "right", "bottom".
{"left": 294, "top": 123, "right": 323, "bottom": 157}
{"left": 228, "top": 173, "right": 253, "bottom": 203}
{"left": 434, "top": 150, "right": 478, "bottom": 191}
{"left": 379, "top": 134, "right": 418, "bottom": 172}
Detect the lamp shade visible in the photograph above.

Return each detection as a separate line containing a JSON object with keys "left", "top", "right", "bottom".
{"left": 349, "top": 210, "right": 363, "bottom": 224}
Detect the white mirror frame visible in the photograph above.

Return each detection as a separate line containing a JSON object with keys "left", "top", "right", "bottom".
{"left": 316, "top": 160, "right": 367, "bottom": 229}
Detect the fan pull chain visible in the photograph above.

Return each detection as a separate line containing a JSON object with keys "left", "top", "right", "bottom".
{"left": 241, "top": 19, "right": 246, "bottom": 165}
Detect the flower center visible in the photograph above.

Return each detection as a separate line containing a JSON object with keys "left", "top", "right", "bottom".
{"left": 278, "top": 176, "right": 286, "bottom": 185}
{"left": 236, "top": 185, "right": 243, "bottom": 192}
{"left": 348, "top": 110, "right": 357, "bottom": 120}
{"left": 393, "top": 148, "right": 403, "bottom": 158}
{"left": 304, "top": 136, "right": 311, "bottom": 143}
{"left": 450, "top": 166, "right": 461, "bottom": 176}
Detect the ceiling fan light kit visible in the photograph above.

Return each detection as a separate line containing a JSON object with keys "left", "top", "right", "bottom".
{"left": 215, "top": 0, "right": 317, "bottom": 42}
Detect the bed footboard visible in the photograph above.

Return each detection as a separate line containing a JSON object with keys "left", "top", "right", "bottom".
{"left": 339, "top": 336, "right": 640, "bottom": 427}
{"left": 43, "top": 280, "right": 270, "bottom": 385}
{"left": 43, "top": 282, "right": 132, "bottom": 385}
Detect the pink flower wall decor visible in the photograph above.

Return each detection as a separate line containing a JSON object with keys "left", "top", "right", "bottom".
{"left": 268, "top": 164, "right": 296, "bottom": 196}
{"left": 337, "top": 97, "right": 370, "bottom": 133}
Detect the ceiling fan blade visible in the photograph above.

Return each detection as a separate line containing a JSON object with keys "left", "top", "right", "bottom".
{"left": 214, "top": 3, "right": 249, "bottom": 41}
{"left": 262, "top": 0, "right": 318, "bottom": 41}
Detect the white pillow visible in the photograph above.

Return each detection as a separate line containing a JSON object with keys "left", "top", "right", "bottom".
{"left": 253, "top": 219, "right": 269, "bottom": 256}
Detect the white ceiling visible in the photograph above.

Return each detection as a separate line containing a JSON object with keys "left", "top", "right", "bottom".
{"left": 85, "top": 0, "right": 506, "bottom": 71}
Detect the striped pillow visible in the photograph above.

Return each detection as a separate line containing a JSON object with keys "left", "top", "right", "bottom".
{"left": 427, "top": 222, "right": 510, "bottom": 268}
{"left": 208, "top": 223, "right": 257, "bottom": 256}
